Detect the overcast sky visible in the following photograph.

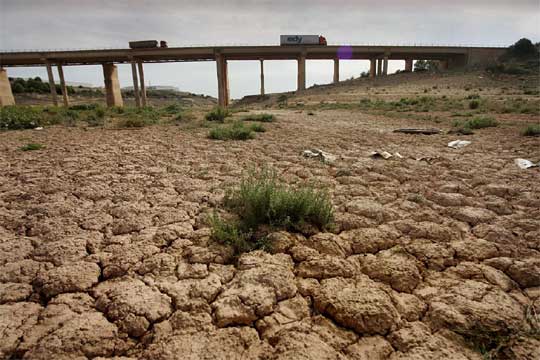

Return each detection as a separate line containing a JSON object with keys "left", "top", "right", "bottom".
{"left": 1, "top": 0, "right": 539, "bottom": 98}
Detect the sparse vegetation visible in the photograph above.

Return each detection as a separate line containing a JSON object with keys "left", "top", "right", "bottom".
{"left": 250, "top": 123, "right": 266, "bottom": 132}
{"left": 19, "top": 143, "right": 44, "bottom": 151}
{"left": 1, "top": 106, "right": 42, "bottom": 130}
{"left": 210, "top": 168, "right": 334, "bottom": 254}
{"left": 522, "top": 124, "right": 540, "bottom": 136}
{"left": 241, "top": 113, "right": 275, "bottom": 122}
{"left": 469, "top": 100, "right": 480, "bottom": 109}
{"left": 465, "top": 116, "right": 498, "bottom": 129}
{"left": 208, "top": 121, "right": 255, "bottom": 140}
{"left": 205, "top": 107, "right": 231, "bottom": 122}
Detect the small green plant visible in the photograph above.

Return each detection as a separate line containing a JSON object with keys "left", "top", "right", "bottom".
{"left": 469, "top": 100, "right": 480, "bottom": 109}
{"left": 250, "top": 123, "right": 266, "bottom": 132}
{"left": 205, "top": 107, "right": 231, "bottom": 122}
{"left": 69, "top": 104, "right": 99, "bottom": 111}
{"left": 20, "top": 143, "right": 43, "bottom": 151}
{"left": 241, "top": 113, "right": 275, "bottom": 122}
{"left": 208, "top": 121, "right": 255, "bottom": 140}
{"left": 522, "top": 124, "right": 540, "bottom": 136}
{"left": 466, "top": 116, "right": 498, "bottom": 129}
{"left": 210, "top": 168, "right": 334, "bottom": 255}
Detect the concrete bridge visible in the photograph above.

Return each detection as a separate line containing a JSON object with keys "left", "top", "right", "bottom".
{"left": 0, "top": 45, "right": 505, "bottom": 108}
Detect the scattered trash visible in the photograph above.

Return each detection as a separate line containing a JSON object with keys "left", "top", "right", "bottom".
{"left": 515, "top": 158, "right": 539, "bottom": 169}
{"left": 448, "top": 140, "right": 471, "bottom": 149}
{"left": 302, "top": 149, "right": 336, "bottom": 163}
{"left": 393, "top": 128, "right": 440, "bottom": 135}
{"left": 370, "top": 151, "right": 402, "bottom": 160}
{"left": 34, "top": 127, "right": 44, "bottom": 131}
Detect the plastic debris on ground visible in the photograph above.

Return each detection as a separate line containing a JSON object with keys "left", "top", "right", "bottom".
{"left": 370, "top": 151, "right": 402, "bottom": 160}
{"left": 393, "top": 128, "right": 440, "bottom": 135}
{"left": 448, "top": 140, "right": 471, "bottom": 149}
{"left": 302, "top": 149, "right": 336, "bottom": 163}
{"left": 34, "top": 127, "right": 44, "bottom": 131}
{"left": 515, "top": 158, "right": 539, "bottom": 169}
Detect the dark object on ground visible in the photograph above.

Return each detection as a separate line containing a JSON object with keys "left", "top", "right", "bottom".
{"left": 393, "top": 128, "right": 440, "bottom": 135}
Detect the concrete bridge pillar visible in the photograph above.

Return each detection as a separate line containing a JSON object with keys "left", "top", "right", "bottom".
{"left": 369, "top": 58, "right": 376, "bottom": 78}
{"left": 383, "top": 55, "right": 389, "bottom": 76}
{"left": 137, "top": 62, "right": 147, "bottom": 107}
{"left": 103, "top": 64, "right": 123, "bottom": 108}
{"left": 333, "top": 58, "right": 339, "bottom": 84}
{"left": 46, "top": 62, "right": 58, "bottom": 106}
{"left": 377, "top": 59, "right": 382, "bottom": 76}
{"left": 439, "top": 60, "right": 449, "bottom": 70}
{"left": 57, "top": 64, "right": 69, "bottom": 107}
{"left": 0, "top": 68, "right": 15, "bottom": 106}
{"left": 405, "top": 59, "right": 413, "bottom": 72}
{"left": 130, "top": 62, "right": 141, "bottom": 108}
{"left": 297, "top": 54, "right": 306, "bottom": 91}
{"left": 260, "top": 59, "right": 265, "bottom": 96}
{"left": 216, "top": 54, "right": 229, "bottom": 107}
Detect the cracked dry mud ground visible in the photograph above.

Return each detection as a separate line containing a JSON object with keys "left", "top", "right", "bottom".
{"left": 1, "top": 109, "right": 539, "bottom": 359}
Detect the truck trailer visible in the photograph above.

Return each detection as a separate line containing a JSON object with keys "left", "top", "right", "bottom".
{"left": 280, "top": 35, "right": 327, "bottom": 46}
{"left": 129, "top": 40, "right": 168, "bottom": 49}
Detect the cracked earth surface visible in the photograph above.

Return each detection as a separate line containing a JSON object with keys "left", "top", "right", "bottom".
{"left": 1, "top": 107, "right": 539, "bottom": 359}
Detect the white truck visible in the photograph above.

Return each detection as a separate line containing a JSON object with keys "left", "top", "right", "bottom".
{"left": 280, "top": 35, "right": 327, "bottom": 46}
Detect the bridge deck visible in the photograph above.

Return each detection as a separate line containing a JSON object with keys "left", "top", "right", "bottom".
{"left": 0, "top": 45, "right": 503, "bottom": 67}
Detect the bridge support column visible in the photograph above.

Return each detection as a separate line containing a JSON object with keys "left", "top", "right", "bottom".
{"left": 333, "top": 58, "right": 339, "bottom": 84}
{"left": 46, "top": 62, "right": 58, "bottom": 106}
{"left": 405, "top": 59, "right": 413, "bottom": 72}
{"left": 0, "top": 68, "right": 15, "bottom": 107}
{"left": 260, "top": 59, "right": 265, "bottom": 96}
{"left": 297, "top": 54, "right": 306, "bottom": 91}
{"left": 383, "top": 56, "right": 389, "bottom": 76}
{"left": 130, "top": 62, "right": 141, "bottom": 108}
{"left": 103, "top": 64, "right": 123, "bottom": 108}
{"left": 57, "top": 64, "right": 69, "bottom": 107}
{"left": 370, "top": 58, "right": 376, "bottom": 78}
{"left": 216, "top": 54, "right": 229, "bottom": 107}
{"left": 439, "top": 60, "right": 449, "bottom": 70}
{"left": 377, "top": 59, "right": 382, "bottom": 76}
{"left": 137, "top": 62, "right": 147, "bottom": 107}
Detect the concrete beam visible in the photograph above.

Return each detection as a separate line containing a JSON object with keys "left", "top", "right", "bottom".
{"left": 57, "top": 64, "right": 69, "bottom": 107}
{"left": 102, "top": 63, "right": 123, "bottom": 108}
{"left": 405, "top": 59, "right": 413, "bottom": 72}
{"left": 260, "top": 59, "right": 265, "bottom": 96}
{"left": 377, "top": 59, "right": 382, "bottom": 76}
{"left": 216, "top": 54, "right": 229, "bottom": 107}
{"left": 130, "top": 62, "right": 141, "bottom": 108}
{"left": 333, "top": 58, "right": 339, "bottom": 84}
{"left": 46, "top": 62, "right": 58, "bottom": 106}
{"left": 370, "top": 58, "right": 376, "bottom": 78}
{"left": 137, "top": 62, "right": 147, "bottom": 107}
{"left": 383, "top": 56, "right": 389, "bottom": 76}
{"left": 297, "top": 54, "right": 306, "bottom": 91}
{"left": 0, "top": 68, "right": 15, "bottom": 106}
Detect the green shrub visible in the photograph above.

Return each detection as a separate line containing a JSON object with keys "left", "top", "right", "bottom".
{"left": 210, "top": 168, "right": 334, "bottom": 254}
{"left": 469, "top": 100, "right": 480, "bottom": 109}
{"left": 20, "top": 143, "right": 44, "bottom": 151}
{"left": 250, "top": 123, "right": 266, "bottom": 132}
{"left": 163, "top": 103, "right": 183, "bottom": 114}
{"left": 69, "top": 104, "right": 99, "bottom": 111}
{"left": 117, "top": 117, "right": 148, "bottom": 128}
{"left": 241, "top": 113, "right": 275, "bottom": 122}
{"left": 0, "top": 106, "right": 42, "bottom": 130}
{"left": 522, "top": 124, "right": 540, "bottom": 136}
{"left": 208, "top": 121, "right": 255, "bottom": 140}
{"left": 466, "top": 116, "right": 498, "bottom": 129}
{"left": 205, "top": 107, "right": 231, "bottom": 122}
{"left": 277, "top": 94, "right": 288, "bottom": 103}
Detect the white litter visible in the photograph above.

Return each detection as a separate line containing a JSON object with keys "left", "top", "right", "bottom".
{"left": 302, "top": 149, "right": 336, "bottom": 163}
{"left": 34, "top": 127, "right": 44, "bottom": 131}
{"left": 515, "top": 158, "right": 539, "bottom": 169}
{"left": 370, "top": 151, "right": 402, "bottom": 160}
{"left": 448, "top": 140, "right": 471, "bottom": 149}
